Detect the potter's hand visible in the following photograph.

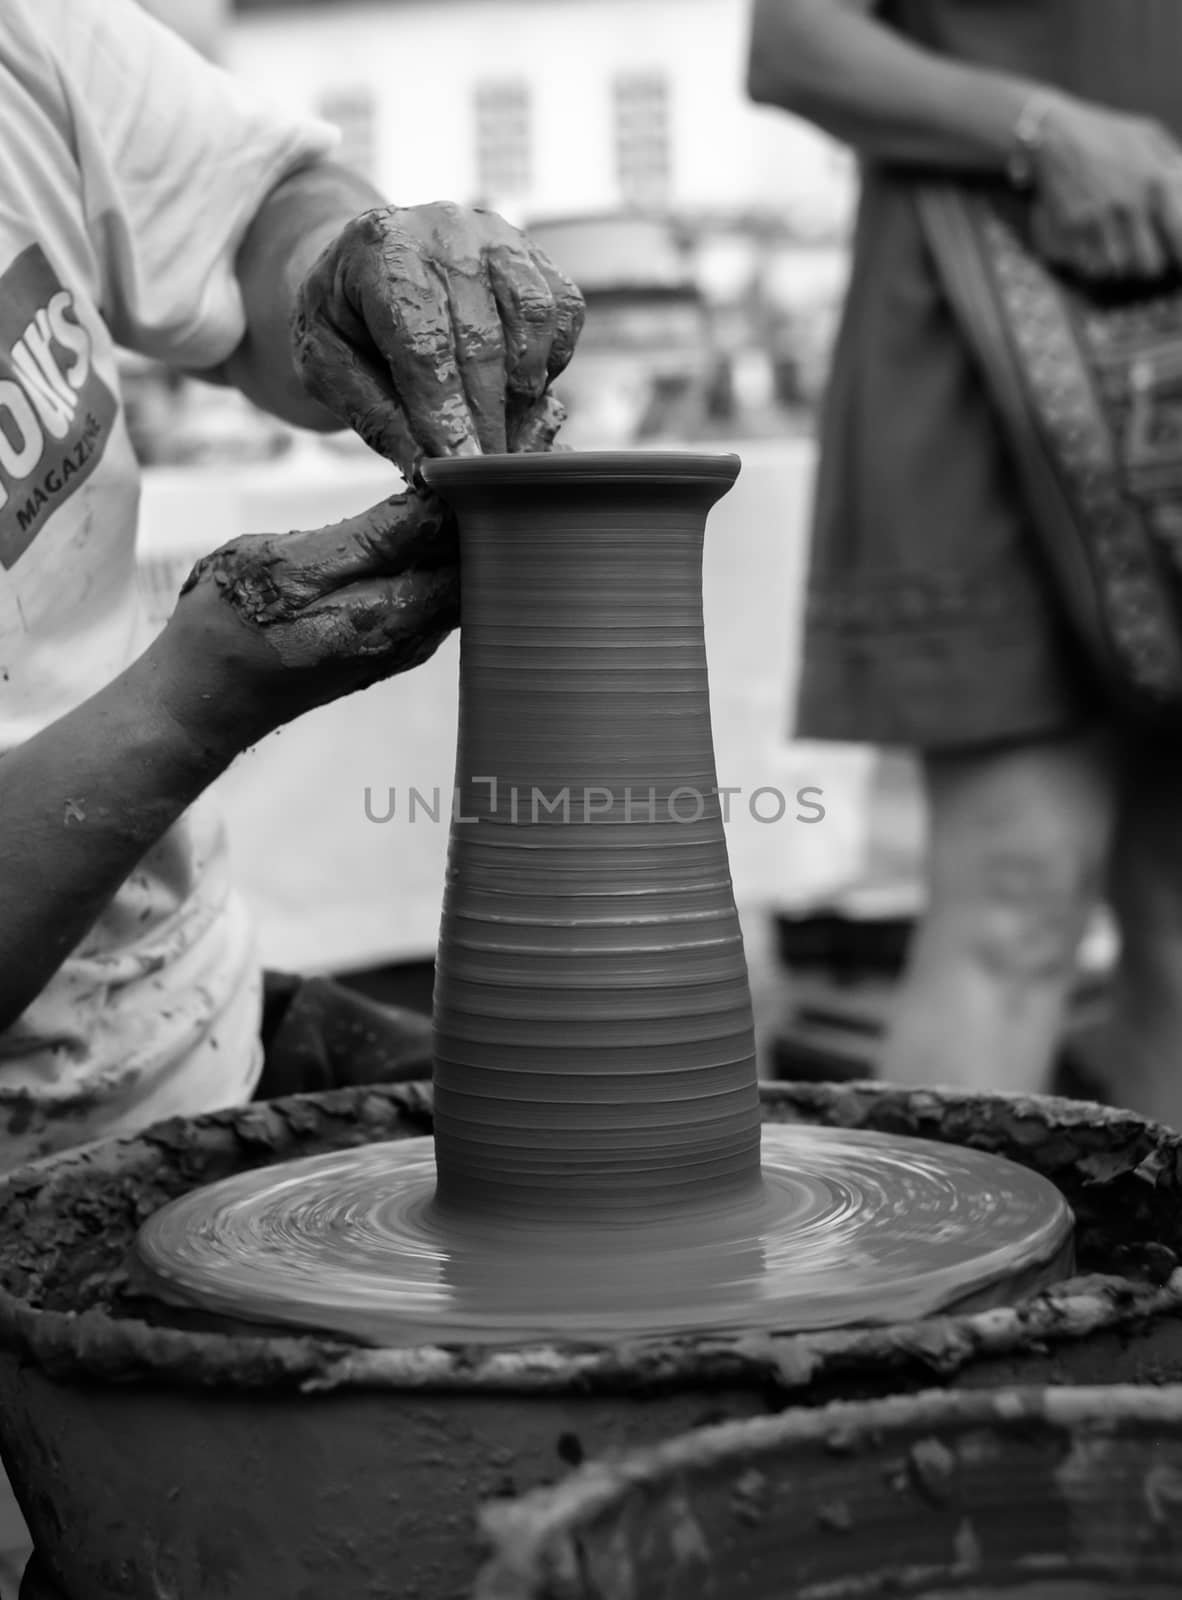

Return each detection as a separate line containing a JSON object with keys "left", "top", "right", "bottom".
{"left": 291, "top": 202, "right": 585, "bottom": 474}
{"left": 1029, "top": 97, "right": 1182, "bottom": 281}
{"left": 149, "top": 492, "right": 458, "bottom": 756}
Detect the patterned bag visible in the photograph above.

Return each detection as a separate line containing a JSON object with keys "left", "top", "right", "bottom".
{"left": 918, "top": 183, "right": 1182, "bottom": 723}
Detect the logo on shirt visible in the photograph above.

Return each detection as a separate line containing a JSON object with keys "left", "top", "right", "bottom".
{"left": 0, "top": 244, "right": 117, "bottom": 569}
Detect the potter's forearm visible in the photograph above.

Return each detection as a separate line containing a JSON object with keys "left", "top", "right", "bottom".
{"left": 747, "top": 0, "right": 1037, "bottom": 173}
{"left": 210, "top": 160, "right": 386, "bottom": 429}
{"left": 0, "top": 646, "right": 234, "bottom": 1030}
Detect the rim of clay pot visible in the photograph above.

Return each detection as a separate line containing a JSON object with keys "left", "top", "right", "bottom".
{"left": 475, "top": 1382, "right": 1182, "bottom": 1591}
{"left": 421, "top": 449, "right": 741, "bottom": 492}
{"left": 0, "top": 1081, "right": 1179, "bottom": 1396}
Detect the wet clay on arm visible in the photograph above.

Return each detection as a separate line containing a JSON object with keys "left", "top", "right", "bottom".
{"left": 291, "top": 201, "right": 583, "bottom": 468}
{"left": 0, "top": 491, "right": 457, "bottom": 1031}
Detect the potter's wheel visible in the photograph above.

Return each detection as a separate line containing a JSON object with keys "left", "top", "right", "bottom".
{"left": 132, "top": 1123, "right": 1073, "bottom": 1346}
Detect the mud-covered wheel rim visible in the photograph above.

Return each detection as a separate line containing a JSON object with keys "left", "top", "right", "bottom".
{"left": 0, "top": 1082, "right": 1178, "bottom": 1395}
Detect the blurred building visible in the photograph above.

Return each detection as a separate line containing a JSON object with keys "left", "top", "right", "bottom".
{"left": 222, "top": 0, "right": 854, "bottom": 446}
{"left": 227, "top": 0, "right": 854, "bottom": 234}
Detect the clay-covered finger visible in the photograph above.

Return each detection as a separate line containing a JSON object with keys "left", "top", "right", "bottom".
{"left": 526, "top": 243, "right": 586, "bottom": 384}
{"left": 352, "top": 239, "right": 480, "bottom": 461}
{"left": 487, "top": 241, "right": 558, "bottom": 412}
{"left": 509, "top": 389, "right": 568, "bottom": 454}
{"left": 292, "top": 303, "right": 422, "bottom": 475}
{"left": 327, "top": 490, "right": 458, "bottom": 574}
{"left": 269, "top": 492, "right": 457, "bottom": 598}
{"left": 308, "top": 567, "right": 460, "bottom": 667}
{"left": 443, "top": 268, "right": 509, "bottom": 454}
{"left": 181, "top": 495, "right": 456, "bottom": 628}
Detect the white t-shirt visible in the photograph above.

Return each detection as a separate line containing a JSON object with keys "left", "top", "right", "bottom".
{"left": 0, "top": 0, "right": 337, "bottom": 1167}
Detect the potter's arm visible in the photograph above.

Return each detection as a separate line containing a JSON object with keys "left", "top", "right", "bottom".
{"left": 0, "top": 652, "right": 237, "bottom": 1031}
{"left": 206, "top": 160, "right": 384, "bottom": 433}
{"left": 0, "top": 492, "right": 456, "bottom": 1032}
{"left": 746, "top": 0, "right": 1035, "bottom": 170}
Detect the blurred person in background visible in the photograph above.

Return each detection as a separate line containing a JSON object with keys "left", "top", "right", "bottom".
{"left": 0, "top": 0, "right": 582, "bottom": 1178}
{"left": 748, "top": 0, "right": 1182, "bottom": 1125}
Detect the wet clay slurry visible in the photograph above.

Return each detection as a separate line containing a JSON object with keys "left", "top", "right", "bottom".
{"left": 131, "top": 1124, "right": 1073, "bottom": 1345}
{"left": 423, "top": 452, "right": 762, "bottom": 1223}
{"left": 129, "top": 454, "right": 1075, "bottom": 1348}
{"left": 475, "top": 1386, "right": 1182, "bottom": 1600}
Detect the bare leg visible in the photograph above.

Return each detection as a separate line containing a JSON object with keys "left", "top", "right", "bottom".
{"left": 1074, "top": 738, "right": 1182, "bottom": 1128}
{"left": 880, "top": 730, "right": 1115, "bottom": 1094}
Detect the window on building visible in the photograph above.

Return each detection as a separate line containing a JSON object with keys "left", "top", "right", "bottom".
{"left": 613, "top": 73, "right": 671, "bottom": 208}
{"left": 318, "top": 86, "right": 378, "bottom": 185}
{"left": 474, "top": 80, "right": 532, "bottom": 199}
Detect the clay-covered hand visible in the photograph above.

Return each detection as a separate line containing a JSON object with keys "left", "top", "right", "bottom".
{"left": 1030, "top": 98, "right": 1182, "bottom": 282}
{"left": 147, "top": 493, "right": 458, "bottom": 757}
{"left": 291, "top": 202, "right": 584, "bottom": 474}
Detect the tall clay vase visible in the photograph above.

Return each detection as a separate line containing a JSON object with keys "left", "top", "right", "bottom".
{"left": 421, "top": 452, "right": 760, "bottom": 1227}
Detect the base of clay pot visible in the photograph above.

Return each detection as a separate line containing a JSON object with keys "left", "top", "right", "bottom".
{"left": 130, "top": 1123, "right": 1073, "bottom": 1346}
